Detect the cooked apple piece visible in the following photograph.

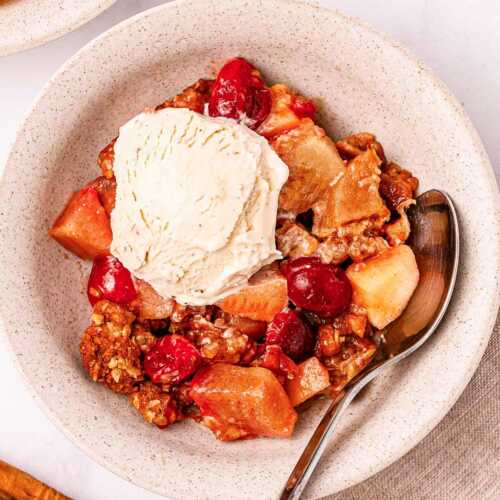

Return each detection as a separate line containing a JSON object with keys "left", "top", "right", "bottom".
{"left": 276, "top": 221, "right": 318, "bottom": 259}
{"left": 87, "top": 176, "right": 116, "bottom": 215}
{"left": 217, "top": 264, "right": 288, "bottom": 322}
{"left": 190, "top": 364, "right": 297, "bottom": 440}
{"left": 346, "top": 245, "right": 419, "bottom": 329}
{"left": 272, "top": 118, "right": 346, "bottom": 214}
{"left": 257, "top": 84, "right": 302, "bottom": 138}
{"left": 131, "top": 279, "right": 175, "bottom": 320}
{"left": 286, "top": 356, "right": 330, "bottom": 406}
{"left": 343, "top": 312, "right": 368, "bottom": 338}
{"left": 49, "top": 187, "right": 112, "bottom": 260}
{"left": 312, "top": 148, "right": 390, "bottom": 238}
{"left": 384, "top": 208, "right": 411, "bottom": 246}
{"left": 220, "top": 313, "right": 267, "bottom": 340}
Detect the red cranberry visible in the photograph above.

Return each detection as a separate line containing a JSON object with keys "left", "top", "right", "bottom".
{"left": 291, "top": 96, "right": 316, "bottom": 119}
{"left": 144, "top": 335, "right": 202, "bottom": 385}
{"left": 208, "top": 57, "right": 271, "bottom": 129}
{"left": 265, "top": 309, "right": 313, "bottom": 361}
{"left": 246, "top": 87, "right": 272, "bottom": 128}
{"left": 282, "top": 257, "right": 352, "bottom": 318}
{"left": 87, "top": 255, "right": 137, "bottom": 306}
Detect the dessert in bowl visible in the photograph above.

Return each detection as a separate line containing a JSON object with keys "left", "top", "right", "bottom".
{"left": 0, "top": 1, "right": 498, "bottom": 498}
{"left": 49, "top": 57, "right": 420, "bottom": 441}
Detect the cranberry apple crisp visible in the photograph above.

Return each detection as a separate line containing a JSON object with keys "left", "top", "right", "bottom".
{"left": 49, "top": 57, "right": 419, "bottom": 441}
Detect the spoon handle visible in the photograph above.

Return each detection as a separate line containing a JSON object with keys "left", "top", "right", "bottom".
{"left": 280, "top": 384, "right": 365, "bottom": 500}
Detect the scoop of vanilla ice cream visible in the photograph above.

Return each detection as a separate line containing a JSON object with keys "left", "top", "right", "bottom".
{"left": 110, "top": 107, "right": 289, "bottom": 305}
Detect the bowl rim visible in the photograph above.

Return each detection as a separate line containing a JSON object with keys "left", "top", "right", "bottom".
{"left": 0, "top": 0, "right": 117, "bottom": 57}
{"left": 1, "top": 0, "right": 499, "bottom": 498}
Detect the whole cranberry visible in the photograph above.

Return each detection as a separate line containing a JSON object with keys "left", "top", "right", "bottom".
{"left": 87, "top": 255, "right": 137, "bottom": 306}
{"left": 265, "top": 309, "right": 313, "bottom": 361}
{"left": 208, "top": 57, "right": 271, "bottom": 129}
{"left": 282, "top": 257, "right": 352, "bottom": 318}
{"left": 144, "top": 335, "right": 202, "bottom": 385}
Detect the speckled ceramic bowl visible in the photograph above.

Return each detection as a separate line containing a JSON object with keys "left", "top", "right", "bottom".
{"left": 0, "top": 1, "right": 499, "bottom": 498}
{"left": 0, "top": 0, "right": 116, "bottom": 56}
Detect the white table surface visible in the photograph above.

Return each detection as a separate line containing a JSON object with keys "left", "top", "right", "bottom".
{"left": 0, "top": 1, "right": 499, "bottom": 499}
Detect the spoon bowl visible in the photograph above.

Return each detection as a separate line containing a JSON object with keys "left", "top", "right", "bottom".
{"left": 281, "top": 190, "right": 460, "bottom": 499}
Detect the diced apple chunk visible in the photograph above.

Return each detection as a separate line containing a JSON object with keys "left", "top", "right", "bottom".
{"left": 190, "top": 364, "right": 297, "bottom": 440}
{"left": 346, "top": 245, "right": 419, "bottom": 329}
{"left": 272, "top": 119, "right": 346, "bottom": 214}
{"left": 313, "top": 148, "right": 390, "bottom": 237}
{"left": 257, "top": 84, "right": 302, "bottom": 138}
{"left": 286, "top": 357, "right": 330, "bottom": 406}
{"left": 222, "top": 314, "right": 267, "bottom": 340}
{"left": 384, "top": 208, "right": 411, "bottom": 246}
{"left": 49, "top": 187, "right": 112, "bottom": 260}
{"left": 217, "top": 264, "right": 288, "bottom": 322}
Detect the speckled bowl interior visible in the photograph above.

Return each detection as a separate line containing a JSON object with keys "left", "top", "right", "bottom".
{"left": 0, "top": 1, "right": 498, "bottom": 499}
{"left": 0, "top": 0, "right": 116, "bottom": 56}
